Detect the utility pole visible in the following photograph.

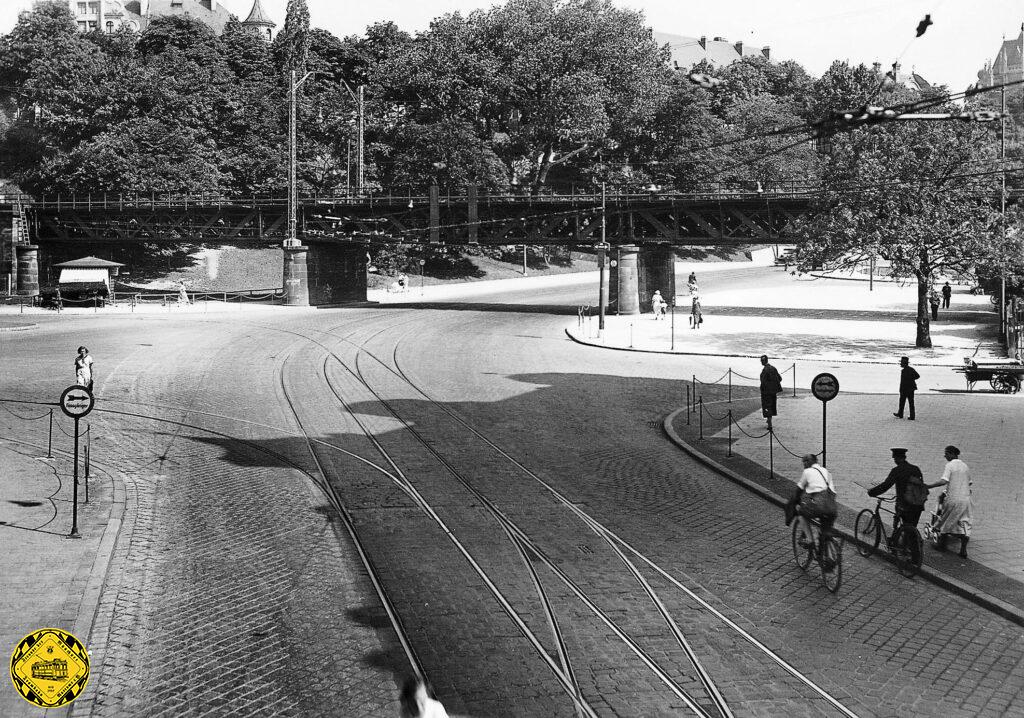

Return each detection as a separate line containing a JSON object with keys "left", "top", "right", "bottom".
{"left": 357, "top": 84, "right": 365, "bottom": 195}
{"left": 598, "top": 183, "right": 608, "bottom": 332}
{"left": 287, "top": 70, "right": 314, "bottom": 248}
{"left": 1001, "top": 85, "right": 1007, "bottom": 339}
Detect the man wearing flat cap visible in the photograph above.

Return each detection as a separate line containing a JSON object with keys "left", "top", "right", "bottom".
{"left": 868, "top": 448, "right": 927, "bottom": 563}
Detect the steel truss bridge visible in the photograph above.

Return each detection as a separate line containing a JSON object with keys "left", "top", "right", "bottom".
{"left": 17, "top": 186, "right": 813, "bottom": 246}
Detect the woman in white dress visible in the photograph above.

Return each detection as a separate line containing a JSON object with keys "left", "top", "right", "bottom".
{"left": 926, "top": 445, "right": 974, "bottom": 558}
{"left": 75, "top": 346, "right": 94, "bottom": 391}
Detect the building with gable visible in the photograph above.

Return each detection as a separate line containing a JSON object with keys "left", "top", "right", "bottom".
{"left": 56, "top": 0, "right": 274, "bottom": 39}
{"left": 977, "top": 25, "right": 1024, "bottom": 88}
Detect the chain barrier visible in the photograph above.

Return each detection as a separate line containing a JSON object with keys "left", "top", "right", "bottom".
{"left": 0, "top": 402, "right": 51, "bottom": 421}
{"left": 693, "top": 370, "right": 731, "bottom": 386}
{"left": 698, "top": 400, "right": 731, "bottom": 422}
{"left": 730, "top": 414, "right": 771, "bottom": 440}
{"left": 729, "top": 370, "right": 760, "bottom": 381}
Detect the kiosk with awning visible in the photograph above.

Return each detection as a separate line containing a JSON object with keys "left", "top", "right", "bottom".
{"left": 50, "top": 256, "right": 125, "bottom": 306}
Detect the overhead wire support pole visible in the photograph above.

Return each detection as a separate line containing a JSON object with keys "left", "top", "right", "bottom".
{"left": 1001, "top": 85, "right": 1007, "bottom": 339}
{"left": 286, "top": 69, "right": 315, "bottom": 249}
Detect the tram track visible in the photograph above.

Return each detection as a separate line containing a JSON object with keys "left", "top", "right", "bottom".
{"left": 5, "top": 305, "right": 859, "bottom": 716}
{"left": 204, "top": 309, "right": 850, "bottom": 716}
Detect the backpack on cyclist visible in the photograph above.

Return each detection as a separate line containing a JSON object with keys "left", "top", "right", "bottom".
{"left": 902, "top": 472, "right": 929, "bottom": 507}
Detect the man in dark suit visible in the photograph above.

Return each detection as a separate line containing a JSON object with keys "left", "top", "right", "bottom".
{"left": 941, "top": 281, "right": 952, "bottom": 309}
{"left": 893, "top": 356, "right": 920, "bottom": 420}
{"left": 868, "top": 448, "right": 926, "bottom": 563}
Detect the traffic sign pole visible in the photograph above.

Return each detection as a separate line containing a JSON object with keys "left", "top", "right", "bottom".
{"left": 59, "top": 385, "right": 94, "bottom": 539}
{"left": 822, "top": 402, "right": 827, "bottom": 468}
{"left": 70, "top": 417, "right": 80, "bottom": 538}
{"left": 810, "top": 373, "right": 840, "bottom": 469}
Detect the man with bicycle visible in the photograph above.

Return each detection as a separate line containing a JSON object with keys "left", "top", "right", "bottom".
{"left": 867, "top": 448, "right": 927, "bottom": 563}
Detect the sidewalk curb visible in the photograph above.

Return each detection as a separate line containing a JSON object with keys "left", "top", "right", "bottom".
{"left": 0, "top": 322, "right": 38, "bottom": 332}
{"left": 565, "top": 326, "right": 971, "bottom": 368}
{"left": 662, "top": 408, "right": 1024, "bottom": 628}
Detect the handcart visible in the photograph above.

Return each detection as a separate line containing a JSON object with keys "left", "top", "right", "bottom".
{"left": 953, "top": 360, "right": 1024, "bottom": 393}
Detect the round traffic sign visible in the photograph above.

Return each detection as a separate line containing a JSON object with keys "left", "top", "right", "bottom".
{"left": 811, "top": 373, "right": 839, "bottom": 402}
{"left": 59, "top": 385, "right": 94, "bottom": 418}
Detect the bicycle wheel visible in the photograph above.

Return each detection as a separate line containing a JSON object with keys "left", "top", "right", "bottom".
{"left": 854, "top": 509, "right": 880, "bottom": 557}
{"left": 792, "top": 521, "right": 814, "bottom": 571}
{"left": 820, "top": 537, "right": 843, "bottom": 593}
{"left": 893, "top": 525, "right": 923, "bottom": 577}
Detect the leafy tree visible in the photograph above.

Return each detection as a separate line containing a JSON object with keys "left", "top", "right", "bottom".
{"left": 794, "top": 118, "right": 1002, "bottom": 348}
{"left": 374, "top": 0, "right": 670, "bottom": 193}
{"left": 276, "top": 0, "right": 311, "bottom": 73}
{"left": 377, "top": 120, "right": 508, "bottom": 192}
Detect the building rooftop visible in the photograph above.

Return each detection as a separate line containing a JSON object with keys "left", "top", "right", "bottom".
{"left": 243, "top": 0, "right": 275, "bottom": 27}
{"left": 654, "top": 31, "right": 770, "bottom": 69}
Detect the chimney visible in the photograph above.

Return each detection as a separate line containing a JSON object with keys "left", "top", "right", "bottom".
{"left": 734, "top": 41, "right": 743, "bottom": 55}
{"left": 699, "top": 35, "right": 706, "bottom": 49}
{"left": 761, "top": 45, "right": 770, "bottom": 60}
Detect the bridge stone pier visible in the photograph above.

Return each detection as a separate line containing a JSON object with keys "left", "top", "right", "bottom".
{"left": 609, "top": 245, "right": 676, "bottom": 316}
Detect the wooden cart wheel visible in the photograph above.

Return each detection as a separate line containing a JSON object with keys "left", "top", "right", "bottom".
{"left": 991, "top": 374, "right": 1020, "bottom": 394}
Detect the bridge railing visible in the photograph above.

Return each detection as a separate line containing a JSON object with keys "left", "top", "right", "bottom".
{"left": 1, "top": 182, "right": 828, "bottom": 211}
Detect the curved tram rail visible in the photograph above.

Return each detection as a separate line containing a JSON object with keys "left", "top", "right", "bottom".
{"left": 5, "top": 309, "right": 862, "bottom": 717}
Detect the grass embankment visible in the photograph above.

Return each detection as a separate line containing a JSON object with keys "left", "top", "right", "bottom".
{"left": 122, "top": 245, "right": 753, "bottom": 292}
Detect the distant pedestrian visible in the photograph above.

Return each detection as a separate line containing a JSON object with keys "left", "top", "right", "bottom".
{"left": 399, "top": 677, "right": 449, "bottom": 718}
{"left": 941, "top": 281, "right": 952, "bottom": 309}
{"left": 926, "top": 445, "right": 973, "bottom": 558}
{"left": 178, "top": 281, "right": 191, "bottom": 305}
{"left": 651, "top": 289, "right": 667, "bottom": 319}
{"left": 75, "top": 346, "right": 94, "bottom": 391}
{"left": 398, "top": 273, "right": 408, "bottom": 292}
{"left": 687, "top": 272, "right": 698, "bottom": 296}
{"left": 689, "top": 296, "right": 703, "bottom": 329}
{"left": 929, "top": 288, "right": 940, "bottom": 320}
{"left": 893, "top": 356, "right": 919, "bottom": 420}
{"left": 759, "top": 355, "right": 783, "bottom": 429}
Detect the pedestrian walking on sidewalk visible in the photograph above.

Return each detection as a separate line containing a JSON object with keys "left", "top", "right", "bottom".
{"left": 941, "top": 281, "right": 952, "bottom": 309}
{"left": 929, "top": 288, "right": 940, "bottom": 321}
{"left": 399, "top": 677, "right": 449, "bottom": 718}
{"left": 651, "top": 289, "right": 667, "bottom": 319}
{"left": 926, "top": 445, "right": 973, "bottom": 558}
{"left": 759, "top": 355, "right": 783, "bottom": 429}
{"left": 74, "top": 346, "right": 94, "bottom": 391}
{"left": 689, "top": 296, "right": 703, "bottom": 329}
{"left": 893, "top": 356, "right": 919, "bottom": 420}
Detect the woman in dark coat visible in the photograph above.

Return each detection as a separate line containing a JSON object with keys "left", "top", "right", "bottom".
{"left": 759, "top": 355, "right": 783, "bottom": 428}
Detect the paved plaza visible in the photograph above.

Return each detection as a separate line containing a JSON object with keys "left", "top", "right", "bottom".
{"left": 2, "top": 264, "right": 1024, "bottom": 717}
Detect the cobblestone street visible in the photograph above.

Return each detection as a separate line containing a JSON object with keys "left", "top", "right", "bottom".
{"left": 3, "top": 284, "right": 1024, "bottom": 716}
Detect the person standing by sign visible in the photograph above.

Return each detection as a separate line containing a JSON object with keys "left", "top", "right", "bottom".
{"left": 74, "top": 347, "right": 94, "bottom": 392}
{"left": 759, "top": 355, "right": 783, "bottom": 429}
{"left": 926, "top": 445, "right": 973, "bottom": 558}
{"left": 893, "top": 356, "right": 919, "bottom": 420}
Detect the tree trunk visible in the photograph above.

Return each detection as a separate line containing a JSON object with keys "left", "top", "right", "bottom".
{"left": 916, "top": 273, "right": 932, "bottom": 348}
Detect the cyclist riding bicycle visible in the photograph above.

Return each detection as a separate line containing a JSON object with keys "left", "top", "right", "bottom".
{"left": 793, "top": 453, "right": 837, "bottom": 565}
{"left": 867, "top": 447, "right": 927, "bottom": 564}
